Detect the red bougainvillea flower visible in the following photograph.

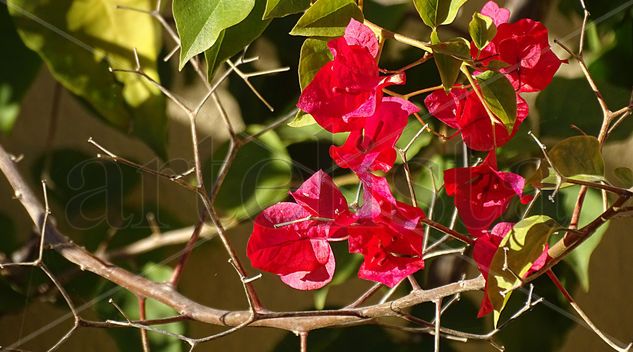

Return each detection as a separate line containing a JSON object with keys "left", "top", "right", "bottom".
{"left": 348, "top": 173, "right": 426, "bottom": 287}
{"left": 480, "top": 0, "right": 510, "bottom": 26}
{"left": 330, "top": 97, "right": 419, "bottom": 173}
{"left": 424, "top": 88, "right": 528, "bottom": 151}
{"left": 444, "top": 152, "right": 531, "bottom": 234}
{"left": 247, "top": 203, "right": 335, "bottom": 290}
{"left": 291, "top": 170, "right": 353, "bottom": 234}
{"left": 474, "top": 222, "right": 549, "bottom": 317}
{"left": 297, "top": 19, "right": 405, "bottom": 133}
{"left": 247, "top": 170, "right": 349, "bottom": 290}
{"left": 473, "top": 2, "right": 563, "bottom": 92}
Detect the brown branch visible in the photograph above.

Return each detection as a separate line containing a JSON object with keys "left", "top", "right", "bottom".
{"left": 547, "top": 270, "right": 632, "bottom": 351}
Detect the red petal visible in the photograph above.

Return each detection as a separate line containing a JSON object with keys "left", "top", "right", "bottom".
{"left": 480, "top": 1, "right": 510, "bottom": 26}
{"left": 343, "top": 19, "right": 379, "bottom": 57}
{"left": 280, "top": 247, "right": 335, "bottom": 290}
{"left": 247, "top": 203, "right": 332, "bottom": 276}
{"left": 424, "top": 89, "right": 467, "bottom": 129}
{"left": 291, "top": 170, "right": 351, "bottom": 222}
{"left": 330, "top": 97, "right": 418, "bottom": 173}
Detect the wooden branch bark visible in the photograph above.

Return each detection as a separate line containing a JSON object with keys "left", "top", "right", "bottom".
{"left": 0, "top": 142, "right": 485, "bottom": 333}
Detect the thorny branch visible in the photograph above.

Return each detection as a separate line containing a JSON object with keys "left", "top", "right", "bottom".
{"left": 2, "top": 0, "right": 633, "bottom": 350}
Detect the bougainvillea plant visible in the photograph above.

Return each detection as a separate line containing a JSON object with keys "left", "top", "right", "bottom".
{"left": 2, "top": 0, "right": 632, "bottom": 350}
{"left": 248, "top": 1, "right": 566, "bottom": 322}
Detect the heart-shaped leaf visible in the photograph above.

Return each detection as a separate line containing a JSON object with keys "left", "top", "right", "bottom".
{"left": 10, "top": 0, "right": 168, "bottom": 157}
{"left": 290, "top": 0, "right": 363, "bottom": 37}
{"left": 469, "top": 12, "right": 496, "bottom": 50}
{"left": 429, "top": 37, "right": 471, "bottom": 60}
{"left": 549, "top": 136, "right": 605, "bottom": 181}
{"left": 204, "top": 0, "right": 270, "bottom": 78}
{"left": 413, "top": 0, "right": 468, "bottom": 28}
{"left": 487, "top": 215, "right": 559, "bottom": 326}
{"left": 264, "top": 0, "right": 310, "bottom": 19}
{"left": 173, "top": 0, "right": 255, "bottom": 69}
{"left": 475, "top": 70, "right": 517, "bottom": 132}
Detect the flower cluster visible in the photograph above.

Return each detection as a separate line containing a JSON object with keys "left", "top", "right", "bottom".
{"left": 247, "top": 1, "right": 562, "bottom": 316}
{"left": 433, "top": 1, "right": 561, "bottom": 316}
{"left": 248, "top": 19, "right": 425, "bottom": 289}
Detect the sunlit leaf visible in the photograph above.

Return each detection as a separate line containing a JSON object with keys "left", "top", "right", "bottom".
{"left": 469, "top": 12, "right": 496, "bottom": 50}
{"left": 475, "top": 70, "right": 516, "bottom": 132}
{"left": 298, "top": 38, "right": 332, "bottom": 90}
{"left": 290, "top": 0, "right": 363, "bottom": 37}
{"left": 487, "top": 215, "right": 559, "bottom": 326}
{"left": 413, "top": 0, "right": 468, "bottom": 28}
{"left": 288, "top": 110, "right": 317, "bottom": 127}
{"left": 429, "top": 37, "right": 471, "bottom": 60}
{"left": 9, "top": 0, "right": 168, "bottom": 157}
{"left": 264, "top": 0, "right": 310, "bottom": 19}
{"left": 173, "top": 0, "right": 255, "bottom": 69}
{"left": 205, "top": 0, "right": 270, "bottom": 78}
{"left": 549, "top": 136, "right": 604, "bottom": 180}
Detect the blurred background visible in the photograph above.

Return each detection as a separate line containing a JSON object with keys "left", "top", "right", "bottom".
{"left": 0, "top": 0, "right": 631, "bottom": 350}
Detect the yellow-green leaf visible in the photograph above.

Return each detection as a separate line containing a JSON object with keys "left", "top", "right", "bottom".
{"left": 413, "top": 0, "right": 468, "bottom": 28}
{"left": 173, "top": 0, "right": 255, "bottom": 69}
{"left": 288, "top": 110, "right": 317, "bottom": 127}
{"left": 264, "top": 0, "right": 310, "bottom": 19}
{"left": 298, "top": 38, "right": 332, "bottom": 90}
{"left": 8, "top": 0, "right": 167, "bottom": 157}
{"left": 475, "top": 70, "right": 517, "bottom": 132}
{"left": 549, "top": 136, "right": 605, "bottom": 180}
{"left": 429, "top": 37, "right": 471, "bottom": 60}
{"left": 487, "top": 215, "right": 559, "bottom": 326}
{"left": 204, "top": 0, "right": 270, "bottom": 78}
{"left": 290, "top": 0, "right": 363, "bottom": 37}
{"left": 469, "top": 12, "right": 496, "bottom": 50}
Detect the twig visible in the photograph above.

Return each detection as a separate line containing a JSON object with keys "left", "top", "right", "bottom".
{"left": 547, "top": 270, "right": 632, "bottom": 351}
{"left": 300, "top": 331, "right": 308, "bottom": 352}
{"left": 345, "top": 283, "right": 383, "bottom": 308}
{"left": 138, "top": 296, "right": 151, "bottom": 352}
{"left": 434, "top": 299, "right": 441, "bottom": 352}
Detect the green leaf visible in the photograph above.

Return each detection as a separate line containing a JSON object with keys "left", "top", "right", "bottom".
{"left": 264, "top": 0, "right": 310, "bottom": 19}
{"left": 298, "top": 38, "right": 332, "bottom": 90}
{"left": 475, "top": 70, "right": 517, "bottom": 132}
{"left": 204, "top": 0, "right": 270, "bottom": 78}
{"left": 469, "top": 12, "right": 496, "bottom": 50}
{"left": 561, "top": 188, "right": 608, "bottom": 291}
{"left": 0, "top": 3, "right": 40, "bottom": 134}
{"left": 9, "top": 0, "right": 168, "bottom": 157}
{"left": 96, "top": 263, "right": 186, "bottom": 352}
{"left": 290, "top": 0, "right": 363, "bottom": 37}
{"left": 549, "top": 136, "right": 604, "bottom": 180}
{"left": 288, "top": 110, "right": 317, "bottom": 127}
{"left": 613, "top": 167, "right": 633, "bottom": 188}
{"left": 433, "top": 53, "right": 462, "bottom": 91}
{"left": 429, "top": 37, "right": 471, "bottom": 60}
{"left": 413, "top": 0, "right": 468, "bottom": 28}
{"left": 205, "top": 126, "right": 292, "bottom": 220}
{"left": 487, "top": 215, "right": 559, "bottom": 326}
{"left": 173, "top": 0, "right": 255, "bottom": 69}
